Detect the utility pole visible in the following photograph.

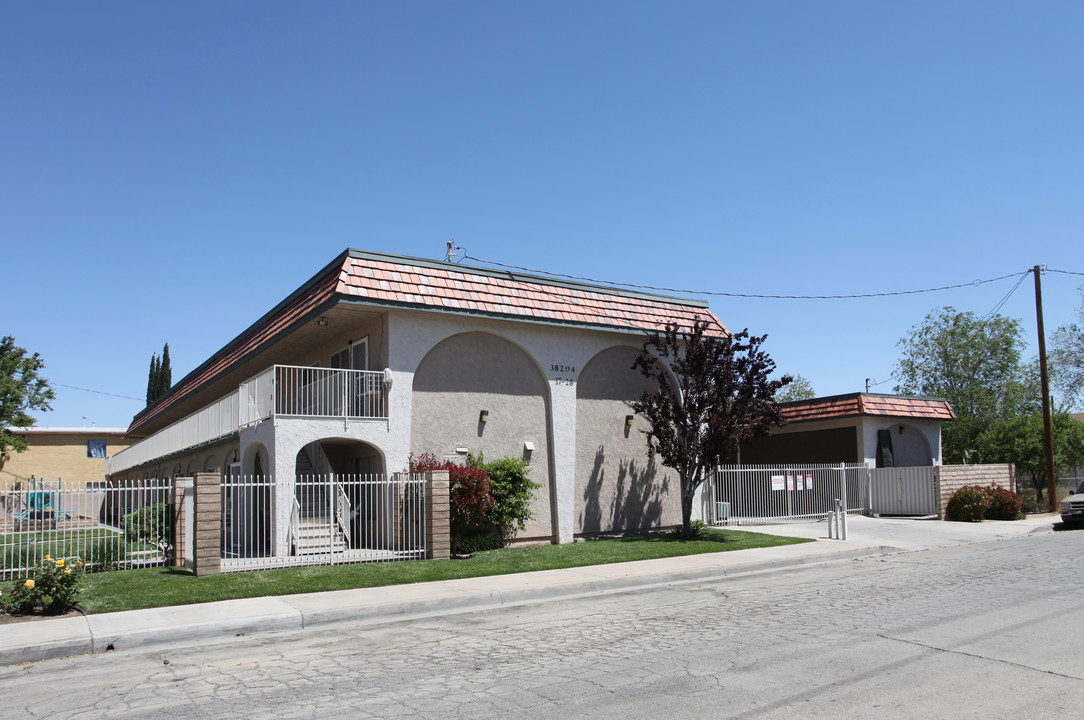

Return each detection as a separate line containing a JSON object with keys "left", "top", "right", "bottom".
{"left": 1034, "top": 265, "right": 1058, "bottom": 512}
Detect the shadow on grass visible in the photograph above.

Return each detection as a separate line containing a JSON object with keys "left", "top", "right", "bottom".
{"left": 612, "top": 530, "right": 734, "bottom": 545}
{"left": 77, "top": 527, "right": 809, "bottom": 615}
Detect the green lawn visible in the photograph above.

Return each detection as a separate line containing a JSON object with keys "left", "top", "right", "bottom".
{"left": 78, "top": 528, "right": 811, "bottom": 615}
{"left": 2, "top": 529, "right": 161, "bottom": 580}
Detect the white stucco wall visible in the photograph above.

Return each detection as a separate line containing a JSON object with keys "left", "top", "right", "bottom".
{"left": 858, "top": 417, "right": 942, "bottom": 467}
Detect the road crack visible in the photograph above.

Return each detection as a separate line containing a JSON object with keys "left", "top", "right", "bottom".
{"left": 876, "top": 634, "right": 1084, "bottom": 681}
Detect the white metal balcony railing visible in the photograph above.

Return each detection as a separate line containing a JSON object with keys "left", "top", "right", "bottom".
{"left": 109, "top": 366, "right": 389, "bottom": 475}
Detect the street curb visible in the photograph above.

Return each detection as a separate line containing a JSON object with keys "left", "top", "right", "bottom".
{"left": 0, "top": 544, "right": 893, "bottom": 666}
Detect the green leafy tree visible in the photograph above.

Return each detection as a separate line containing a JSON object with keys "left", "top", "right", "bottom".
{"left": 632, "top": 318, "right": 791, "bottom": 540}
{"left": 0, "top": 336, "right": 55, "bottom": 457}
{"left": 775, "top": 374, "right": 815, "bottom": 403}
{"left": 893, "top": 307, "right": 1038, "bottom": 463}
{"left": 975, "top": 412, "right": 1084, "bottom": 507}
{"left": 1051, "top": 290, "right": 1084, "bottom": 410}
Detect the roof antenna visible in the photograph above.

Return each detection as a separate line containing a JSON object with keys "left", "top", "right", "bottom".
{"left": 445, "top": 239, "right": 465, "bottom": 263}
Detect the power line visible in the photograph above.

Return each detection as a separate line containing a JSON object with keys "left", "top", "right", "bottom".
{"left": 1048, "top": 268, "right": 1084, "bottom": 277}
{"left": 462, "top": 254, "right": 1030, "bottom": 300}
{"left": 54, "top": 383, "right": 143, "bottom": 402}
{"left": 981, "top": 270, "right": 1031, "bottom": 321}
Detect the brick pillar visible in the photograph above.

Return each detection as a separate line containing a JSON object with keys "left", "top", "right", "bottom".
{"left": 170, "top": 478, "right": 187, "bottom": 567}
{"left": 425, "top": 470, "right": 450, "bottom": 560}
{"left": 192, "top": 472, "right": 222, "bottom": 576}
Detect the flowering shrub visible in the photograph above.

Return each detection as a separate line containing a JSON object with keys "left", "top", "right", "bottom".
{"left": 1, "top": 556, "right": 83, "bottom": 615}
{"left": 474, "top": 453, "right": 540, "bottom": 538}
{"left": 984, "top": 485, "right": 1023, "bottom": 521}
{"left": 410, "top": 453, "right": 495, "bottom": 532}
{"left": 946, "top": 485, "right": 991, "bottom": 522}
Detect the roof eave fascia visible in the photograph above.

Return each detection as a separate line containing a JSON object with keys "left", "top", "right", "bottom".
{"left": 127, "top": 294, "right": 342, "bottom": 436}
{"left": 129, "top": 252, "right": 350, "bottom": 431}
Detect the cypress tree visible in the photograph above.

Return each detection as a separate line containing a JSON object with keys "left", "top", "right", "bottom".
{"left": 159, "top": 343, "right": 172, "bottom": 398}
{"left": 146, "top": 354, "right": 160, "bottom": 406}
{"left": 145, "top": 343, "right": 173, "bottom": 405}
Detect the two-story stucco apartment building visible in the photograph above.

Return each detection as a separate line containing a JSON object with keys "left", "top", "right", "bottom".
{"left": 108, "top": 249, "right": 727, "bottom": 548}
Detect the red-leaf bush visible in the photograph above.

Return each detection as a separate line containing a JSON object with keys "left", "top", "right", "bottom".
{"left": 409, "top": 453, "right": 495, "bottom": 532}
{"left": 983, "top": 485, "right": 1023, "bottom": 520}
{"left": 945, "top": 485, "right": 991, "bottom": 522}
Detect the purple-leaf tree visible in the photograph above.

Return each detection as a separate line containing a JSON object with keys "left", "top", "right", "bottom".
{"left": 632, "top": 318, "right": 792, "bottom": 540}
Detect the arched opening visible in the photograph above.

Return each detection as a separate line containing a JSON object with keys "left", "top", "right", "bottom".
{"left": 411, "top": 331, "right": 553, "bottom": 541}
{"left": 888, "top": 423, "right": 933, "bottom": 467}
{"left": 294, "top": 439, "right": 397, "bottom": 553}
{"left": 224, "top": 443, "right": 271, "bottom": 561}
{"left": 575, "top": 345, "right": 678, "bottom": 534}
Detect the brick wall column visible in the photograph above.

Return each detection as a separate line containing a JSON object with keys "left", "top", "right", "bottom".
{"left": 170, "top": 477, "right": 190, "bottom": 567}
{"left": 192, "top": 472, "right": 222, "bottom": 576}
{"left": 425, "top": 469, "right": 450, "bottom": 560}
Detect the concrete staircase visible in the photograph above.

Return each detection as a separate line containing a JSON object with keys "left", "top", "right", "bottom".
{"left": 294, "top": 516, "right": 348, "bottom": 555}
{"left": 293, "top": 448, "right": 349, "bottom": 555}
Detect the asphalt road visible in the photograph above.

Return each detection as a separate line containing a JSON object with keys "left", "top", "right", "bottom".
{"left": 3, "top": 528, "right": 1081, "bottom": 719}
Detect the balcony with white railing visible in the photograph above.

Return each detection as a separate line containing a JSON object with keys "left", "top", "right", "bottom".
{"left": 110, "top": 365, "right": 389, "bottom": 475}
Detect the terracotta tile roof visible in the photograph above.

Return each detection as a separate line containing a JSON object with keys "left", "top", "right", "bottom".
{"left": 860, "top": 395, "right": 955, "bottom": 420}
{"left": 780, "top": 393, "right": 955, "bottom": 423}
{"left": 128, "top": 249, "right": 725, "bottom": 436}
{"left": 336, "top": 254, "right": 725, "bottom": 335}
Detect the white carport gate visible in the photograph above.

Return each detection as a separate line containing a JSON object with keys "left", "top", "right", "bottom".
{"left": 868, "top": 466, "right": 938, "bottom": 516}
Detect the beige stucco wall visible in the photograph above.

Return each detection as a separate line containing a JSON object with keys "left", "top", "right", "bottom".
{"left": 1, "top": 430, "right": 135, "bottom": 489}
{"left": 109, "top": 439, "right": 240, "bottom": 483}
{"left": 575, "top": 346, "right": 680, "bottom": 534}
{"left": 410, "top": 331, "right": 553, "bottom": 541}
{"left": 289, "top": 312, "right": 388, "bottom": 370}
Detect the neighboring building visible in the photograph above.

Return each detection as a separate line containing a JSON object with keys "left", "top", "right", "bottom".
{"left": 108, "top": 249, "right": 727, "bottom": 549}
{"left": 1, "top": 426, "right": 134, "bottom": 489}
{"left": 740, "top": 393, "right": 954, "bottom": 467}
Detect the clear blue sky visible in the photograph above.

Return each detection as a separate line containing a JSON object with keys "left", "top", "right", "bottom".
{"left": 3, "top": 1, "right": 1082, "bottom": 429}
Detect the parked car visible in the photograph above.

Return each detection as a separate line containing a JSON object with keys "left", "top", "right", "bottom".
{"left": 1060, "top": 480, "right": 1084, "bottom": 526}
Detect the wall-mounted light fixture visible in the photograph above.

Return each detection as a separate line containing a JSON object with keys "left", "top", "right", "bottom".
{"left": 625, "top": 415, "right": 635, "bottom": 427}
{"left": 899, "top": 425, "right": 905, "bottom": 434}
{"left": 317, "top": 317, "right": 329, "bottom": 327}
{"left": 479, "top": 410, "right": 489, "bottom": 424}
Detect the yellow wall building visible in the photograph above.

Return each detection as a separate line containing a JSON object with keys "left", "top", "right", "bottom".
{"left": 1, "top": 427, "right": 134, "bottom": 490}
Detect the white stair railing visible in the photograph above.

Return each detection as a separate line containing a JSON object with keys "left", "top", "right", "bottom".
{"left": 290, "top": 498, "right": 300, "bottom": 555}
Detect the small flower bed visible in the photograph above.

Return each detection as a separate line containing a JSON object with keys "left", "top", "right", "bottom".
{"left": 0, "top": 556, "right": 83, "bottom": 616}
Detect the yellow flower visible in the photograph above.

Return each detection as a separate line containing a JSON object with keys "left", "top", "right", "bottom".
{"left": 24, "top": 579, "right": 35, "bottom": 590}
{"left": 56, "top": 559, "right": 65, "bottom": 568}
{"left": 44, "top": 555, "right": 51, "bottom": 561}
{"left": 63, "top": 569, "right": 71, "bottom": 575}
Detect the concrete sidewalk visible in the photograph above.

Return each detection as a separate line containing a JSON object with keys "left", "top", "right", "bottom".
{"left": 0, "top": 513, "right": 1059, "bottom": 667}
